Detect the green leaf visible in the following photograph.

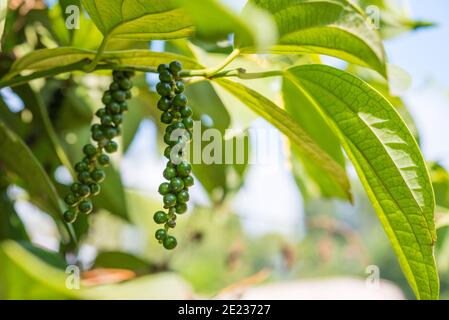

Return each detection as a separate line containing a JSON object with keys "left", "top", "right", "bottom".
{"left": 0, "top": 0, "right": 7, "bottom": 51}
{"left": 0, "top": 121, "right": 63, "bottom": 220}
{"left": 283, "top": 79, "right": 350, "bottom": 200}
{"left": 246, "top": 0, "right": 387, "bottom": 76}
{"left": 176, "top": 0, "right": 277, "bottom": 48}
{"left": 6, "top": 47, "right": 202, "bottom": 78}
{"left": 285, "top": 64, "right": 438, "bottom": 299}
{"left": 215, "top": 78, "right": 351, "bottom": 199}
{"left": 93, "top": 251, "right": 152, "bottom": 273}
{"left": 81, "top": 0, "right": 194, "bottom": 42}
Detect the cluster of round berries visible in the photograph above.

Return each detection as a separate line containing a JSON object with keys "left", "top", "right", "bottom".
{"left": 153, "top": 61, "right": 194, "bottom": 250}
{"left": 63, "top": 70, "right": 134, "bottom": 223}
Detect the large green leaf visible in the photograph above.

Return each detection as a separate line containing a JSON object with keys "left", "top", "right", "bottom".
{"left": 81, "top": 0, "right": 194, "bottom": 42}
{"left": 246, "top": 0, "right": 387, "bottom": 76}
{"left": 176, "top": 0, "right": 277, "bottom": 48}
{"left": 0, "top": 121, "right": 63, "bottom": 220}
{"left": 283, "top": 79, "right": 349, "bottom": 200}
{"left": 215, "top": 78, "right": 350, "bottom": 199}
{"left": 6, "top": 47, "right": 202, "bottom": 78}
{"left": 0, "top": 0, "right": 7, "bottom": 51}
{"left": 285, "top": 64, "right": 438, "bottom": 299}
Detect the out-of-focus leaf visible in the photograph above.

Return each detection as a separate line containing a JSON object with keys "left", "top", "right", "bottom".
{"left": 246, "top": 0, "right": 387, "bottom": 76}
{"left": 81, "top": 0, "right": 194, "bottom": 42}
{"left": 0, "top": 121, "right": 63, "bottom": 219}
{"left": 176, "top": 0, "right": 277, "bottom": 49}
{"left": 0, "top": 185, "right": 29, "bottom": 241}
{"left": 0, "top": 0, "right": 7, "bottom": 51}
{"left": 6, "top": 48, "right": 202, "bottom": 78}
{"left": 283, "top": 79, "right": 349, "bottom": 201}
{"left": 93, "top": 251, "right": 152, "bottom": 273}
{"left": 215, "top": 78, "right": 351, "bottom": 200}
{"left": 285, "top": 64, "right": 438, "bottom": 300}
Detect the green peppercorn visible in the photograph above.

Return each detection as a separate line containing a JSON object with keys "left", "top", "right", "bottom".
{"left": 92, "top": 129, "right": 105, "bottom": 142}
{"left": 155, "top": 228, "right": 167, "bottom": 240}
{"left": 175, "top": 81, "right": 184, "bottom": 94}
{"left": 163, "top": 235, "right": 177, "bottom": 250}
{"left": 91, "top": 169, "right": 106, "bottom": 183}
{"left": 102, "top": 92, "right": 112, "bottom": 105}
{"left": 79, "top": 200, "right": 93, "bottom": 214}
{"left": 183, "top": 175, "right": 194, "bottom": 187}
{"left": 113, "top": 70, "right": 124, "bottom": 80}
{"left": 64, "top": 193, "right": 78, "bottom": 206}
{"left": 173, "top": 94, "right": 187, "bottom": 108}
{"left": 97, "top": 154, "right": 110, "bottom": 166}
{"left": 119, "top": 102, "right": 128, "bottom": 113}
{"left": 119, "top": 78, "right": 132, "bottom": 90}
{"left": 159, "top": 70, "right": 173, "bottom": 82}
{"left": 157, "top": 98, "right": 171, "bottom": 111}
{"left": 110, "top": 82, "right": 120, "bottom": 91}
{"left": 170, "top": 177, "right": 184, "bottom": 193}
{"left": 169, "top": 61, "right": 182, "bottom": 75}
{"left": 163, "top": 167, "right": 177, "bottom": 180}
{"left": 158, "top": 182, "right": 171, "bottom": 195}
{"left": 182, "top": 117, "right": 193, "bottom": 129}
{"left": 163, "top": 193, "right": 177, "bottom": 207}
{"left": 125, "top": 90, "right": 132, "bottom": 99}
{"left": 96, "top": 108, "right": 107, "bottom": 118}
{"left": 161, "top": 111, "right": 174, "bottom": 124}
{"left": 112, "top": 90, "right": 126, "bottom": 102}
{"left": 176, "top": 161, "right": 191, "bottom": 177}
{"left": 177, "top": 190, "right": 190, "bottom": 203}
{"left": 103, "top": 127, "right": 118, "bottom": 139}
{"left": 71, "top": 182, "right": 81, "bottom": 194}
{"left": 112, "top": 114, "right": 123, "bottom": 126}
{"left": 166, "top": 219, "right": 176, "bottom": 228}
{"left": 78, "top": 171, "right": 91, "bottom": 184}
{"left": 63, "top": 209, "right": 77, "bottom": 223}
{"left": 101, "top": 115, "right": 113, "bottom": 126}
{"left": 164, "top": 146, "right": 172, "bottom": 159}
{"left": 156, "top": 82, "right": 173, "bottom": 97}
{"left": 75, "top": 161, "right": 88, "bottom": 173}
{"left": 180, "top": 106, "right": 192, "bottom": 118}
{"left": 105, "top": 141, "right": 118, "bottom": 153}
{"left": 89, "top": 183, "right": 101, "bottom": 196}
{"left": 78, "top": 184, "right": 91, "bottom": 198}
{"left": 83, "top": 144, "right": 97, "bottom": 157}
{"left": 107, "top": 102, "right": 121, "bottom": 114}
{"left": 153, "top": 211, "right": 168, "bottom": 224}
{"left": 175, "top": 203, "right": 187, "bottom": 214}
{"left": 91, "top": 124, "right": 102, "bottom": 132}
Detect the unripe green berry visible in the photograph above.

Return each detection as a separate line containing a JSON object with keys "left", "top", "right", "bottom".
{"left": 112, "top": 114, "right": 123, "bottom": 126}
{"left": 153, "top": 211, "right": 168, "bottom": 224}
{"left": 176, "top": 161, "right": 191, "bottom": 177}
{"left": 155, "top": 228, "right": 167, "bottom": 240}
{"left": 119, "top": 102, "right": 128, "bottom": 113}
{"left": 166, "top": 219, "right": 176, "bottom": 228}
{"left": 63, "top": 209, "right": 77, "bottom": 223}
{"left": 183, "top": 175, "right": 194, "bottom": 187}
{"left": 75, "top": 161, "right": 89, "bottom": 173}
{"left": 78, "top": 171, "right": 91, "bottom": 184}
{"left": 175, "top": 81, "right": 184, "bottom": 94}
{"left": 91, "top": 124, "right": 102, "bottom": 132}
{"left": 64, "top": 193, "right": 78, "bottom": 206}
{"left": 163, "top": 235, "right": 177, "bottom": 250}
{"left": 177, "top": 190, "right": 190, "bottom": 203}
{"left": 91, "top": 168, "right": 106, "bottom": 183}
{"left": 173, "top": 94, "right": 187, "bottom": 108}
{"left": 163, "top": 167, "right": 177, "bottom": 180}
{"left": 161, "top": 111, "right": 174, "bottom": 124}
{"left": 101, "top": 115, "right": 113, "bottom": 126}
{"left": 159, "top": 70, "right": 173, "bottom": 83}
{"left": 71, "top": 182, "right": 81, "bottom": 194}
{"left": 125, "top": 90, "right": 132, "bottom": 99}
{"left": 157, "top": 98, "right": 171, "bottom": 111}
{"left": 157, "top": 64, "right": 169, "bottom": 73}
{"left": 105, "top": 141, "right": 118, "bottom": 153}
{"left": 89, "top": 183, "right": 101, "bottom": 196}
{"left": 169, "top": 177, "right": 184, "bottom": 193}
{"left": 158, "top": 182, "right": 171, "bottom": 195}
{"left": 156, "top": 82, "right": 173, "bottom": 97}
{"left": 79, "top": 200, "right": 93, "bottom": 214}
{"left": 110, "top": 82, "right": 120, "bottom": 91}
{"left": 182, "top": 117, "right": 194, "bottom": 129}
{"left": 103, "top": 127, "right": 118, "bottom": 139}
{"left": 97, "top": 154, "right": 110, "bottom": 166}
{"left": 180, "top": 106, "right": 192, "bottom": 118}
{"left": 164, "top": 146, "right": 172, "bottom": 159}
{"left": 96, "top": 108, "right": 107, "bottom": 118}
{"left": 112, "top": 90, "right": 126, "bottom": 102}
{"left": 78, "top": 184, "right": 91, "bottom": 198}
{"left": 102, "top": 92, "right": 112, "bottom": 105}
{"left": 175, "top": 203, "right": 187, "bottom": 214}
{"left": 107, "top": 102, "right": 121, "bottom": 114}
{"left": 83, "top": 144, "right": 97, "bottom": 157}
{"left": 163, "top": 193, "right": 177, "bottom": 207}
{"left": 169, "top": 61, "right": 182, "bottom": 75}
{"left": 92, "top": 129, "right": 105, "bottom": 142}
{"left": 119, "top": 78, "right": 132, "bottom": 90}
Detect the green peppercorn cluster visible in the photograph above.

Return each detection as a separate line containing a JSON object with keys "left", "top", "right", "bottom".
{"left": 63, "top": 70, "right": 134, "bottom": 223}
{"left": 153, "top": 61, "right": 194, "bottom": 250}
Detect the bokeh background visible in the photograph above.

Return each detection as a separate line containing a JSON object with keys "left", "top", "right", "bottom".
{"left": 1, "top": 0, "right": 449, "bottom": 299}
